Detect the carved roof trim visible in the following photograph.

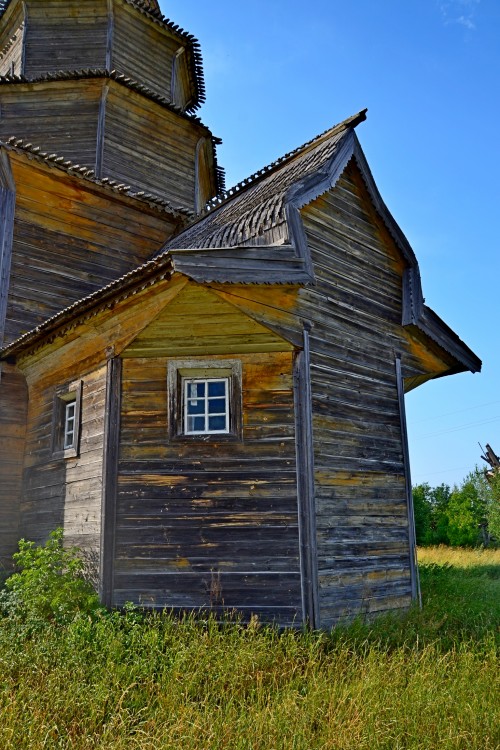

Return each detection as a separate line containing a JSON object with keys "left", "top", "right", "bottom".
{"left": 1, "top": 137, "right": 194, "bottom": 219}
{"left": 0, "top": 0, "right": 206, "bottom": 109}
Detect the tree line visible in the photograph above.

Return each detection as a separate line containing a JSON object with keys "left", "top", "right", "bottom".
{"left": 413, "top": 468, "right": 500, "bottom": 547}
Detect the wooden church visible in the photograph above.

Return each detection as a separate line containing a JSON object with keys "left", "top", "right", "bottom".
{"left": 0, "top": 0, "right": 481, "bottom": 628}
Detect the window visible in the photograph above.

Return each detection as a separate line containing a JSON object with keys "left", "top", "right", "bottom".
{"left": 63, "top": 399, "right": 77, "bottom": 449}
{"left": 184, "top": 378, "right": 229, "bottom": 435}
{"left": 52, "top": 381, "right": 83, "bottom": 458}
{"left": 168, "top": 360, "right": 242, "bottom": 441}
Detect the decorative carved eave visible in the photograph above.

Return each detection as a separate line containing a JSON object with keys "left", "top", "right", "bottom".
{"left": 0, "top": 71, "right": 225, "bottom": 197}
{"left": 0, "top": 0, "right": 206, "bottom": 110}
{"left": 0, "top": 255, "right": 176, "bottom": 361}
{"left": 1, "top": 137, "right": 194, "bottom": 220}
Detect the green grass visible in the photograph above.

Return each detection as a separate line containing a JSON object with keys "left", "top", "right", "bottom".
{"left": 0, "top": 548, "right": 498, "bottom": 749}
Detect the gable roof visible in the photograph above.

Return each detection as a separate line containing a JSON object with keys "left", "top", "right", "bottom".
{"left": 0, "top": 110, "right": 481, "bottom": 377}
{"left": 164, "top": 110, "right": 367, "bottom": 250}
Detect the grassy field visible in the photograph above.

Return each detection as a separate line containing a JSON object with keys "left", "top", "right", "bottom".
{"left": 0, "top": 547, "right": 498, "bottom": 749}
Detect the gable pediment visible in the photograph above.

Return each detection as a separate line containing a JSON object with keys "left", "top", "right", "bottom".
{"left": 122, "top": 282, "right": 294, "bottom": 358}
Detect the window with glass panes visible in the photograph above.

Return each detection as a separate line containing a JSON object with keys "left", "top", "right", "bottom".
{"left": 183, "top": 378, "right": 229, "bottom": 434}
{"left": 63, "top": 399, "right": 77, "bottom": 449}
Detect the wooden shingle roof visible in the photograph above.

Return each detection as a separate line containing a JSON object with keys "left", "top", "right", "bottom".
{"left": 165, "top": 110, "right": 367, "bottom": 250}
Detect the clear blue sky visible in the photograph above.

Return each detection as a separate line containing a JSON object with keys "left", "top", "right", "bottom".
{"left": 160, "top": 0, "right": 499, "bottom": 488}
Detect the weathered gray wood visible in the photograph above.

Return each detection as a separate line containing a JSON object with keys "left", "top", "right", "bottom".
{"left": 113, "top": 351, "right": 302, "bottom": 625}
{"left": 95, "top": 83, "right": 109, "bottom": 179}
{"left": 100, "top": 356, "right": 121, "bottom": 607}
{"left": 297, "top": 164, "right": 414, "bottom": 626}
{"left": 293, "top": 326, "right": 319, "bottom": 628}
{"left": 105, "top": 0, "right": 114, "bottom": 70}
{"left": 0, "top": 362, "right": 26, "bottom": 565}
{"left": 395, "top": 354, "right": 420, "bottom": 606}
{"left": 0, "top": 150, "right": 15, "bottom": 347}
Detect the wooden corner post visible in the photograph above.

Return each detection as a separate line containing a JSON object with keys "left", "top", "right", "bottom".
{"left": 293, "top": 323, "right": 320, "bottom": 628}
{"left": 100, "top": 355, "right": 122, "bottom": 607}
{"left": 395, "top": 354, "right": 421, "bottom": 607}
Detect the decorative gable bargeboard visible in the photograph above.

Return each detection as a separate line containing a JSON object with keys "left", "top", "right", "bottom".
{"left": 0, "top": 1, "right": 480, "bottom": 628}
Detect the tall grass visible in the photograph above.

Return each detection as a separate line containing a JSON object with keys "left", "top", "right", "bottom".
{"left": 0, "top": 548, "right": 498, "bottom": 749}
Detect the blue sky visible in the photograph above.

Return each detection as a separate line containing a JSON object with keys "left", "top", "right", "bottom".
{"left": 159, "top": 0, "right": 499, "bottom": 488}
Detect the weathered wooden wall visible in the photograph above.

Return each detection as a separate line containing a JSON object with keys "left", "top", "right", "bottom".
{"left": 2, "top": 150, "right": 178, "bottom": 347}
{"left": 102, "top": 81, "right": 211, "bottom": 209}
{"left": 0, "top": 0, "right": 193, "bottom": 108}
{"left": 111, "top": 285, "right": 300, "bottom": 624}
{"left": 22, "top": 1, "right": 108, "bottom": 75}
{"left": 21, "top": 363, "right": 108, "bottom": 559}
{"left": 112, "top": 1, "right": 187, "bottom": 105}
{"left": 0, "top": 79, "right": 102, "bottom": 165}
{"left": 299, "top": 162, "right": 413, "bottom": 626}
{"left": 0, "top": 0, "right": 24, "bottom": 77}
{"left": 0, "top": 362, "right": 27, "bottom": 566}
{"left": 116, "top": 351, "right": 300, "bottom": 625}
{"left": 0, "top": 77, "right": 215, "bottom": 208}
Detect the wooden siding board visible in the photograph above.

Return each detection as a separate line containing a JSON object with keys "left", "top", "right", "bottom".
{"left": 112, "top": 0, "right": 177, "bottom": 102}
{"left": 102, "top": 82, "right": 202, "bottom": 208}
{"left": 23, "top": 1, "right": 108, "bottom": 75}
{"left": 21, "top": 365, "right": 108, "bottom": 556}
{"left": 100, "top": 357, "right": 121, "bottom": 606}
{"left": 298, "top": 163, "right": 412, "bottom": 627}
{"left": 115, "top": 351, "right": 301, "bottom": 624}
{"left": 0, "top": 363, "right": 27, "bottom": 563}
{"left": 2, "top": 156, "right": 174, "bottom": 346}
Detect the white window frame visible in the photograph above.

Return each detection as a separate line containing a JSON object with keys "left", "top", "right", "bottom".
{"left": 167, "top": 359, "right": 242, "bottom": 442}
{"left": 183, "top": 377, "right": 229, "bottom": 435}
{"left": 52, "top": 380, "right": 83, "bottom": 458}
{"left": 63, "top": 399, "right": 77, "bottom": 449}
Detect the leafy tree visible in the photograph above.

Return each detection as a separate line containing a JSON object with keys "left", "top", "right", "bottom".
{"left": 445, "top": 481, "right": 482, "bottom": 547}
{"left": 412, "top": 483, "right": 432, "bottom": 545}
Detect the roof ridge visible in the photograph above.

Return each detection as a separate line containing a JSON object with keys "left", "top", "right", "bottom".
{"left": 2, "top": 136, "right": 194, "bottom": 218}
{"left": 204, "top": 109, "right": 367, "bottom": 214}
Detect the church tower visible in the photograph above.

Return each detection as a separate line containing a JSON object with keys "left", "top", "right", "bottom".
{"left": 0, "top": 0, "right": 223, "bottom": 211}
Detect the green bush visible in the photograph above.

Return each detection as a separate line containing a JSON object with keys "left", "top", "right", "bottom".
{"left": 0, "top": 528, "right": 101, "bottom": 629}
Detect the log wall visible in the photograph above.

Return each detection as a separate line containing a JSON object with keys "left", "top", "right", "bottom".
{"left": 0, "top": 1, "right": 24, "bottom": 77}
{"left": 0, "top": 80, "right": 102, "bottom": 166}
{"left": 115, "top": 346, "right": 301, "bottom": 626}
{"left": 22, "top": 1, "right": 108, "bottom": 76}
{"left": 0, "top": 362, "right": 27, "bottom": 566}
{"left": 112, "top": 1, "right": 183, "bottom": 104}
{"left": 21, "top": 363, "right": 108, "bottom": 561}
{"left": 2, "top": 151, "right": 176, "bottom": 347}
{"left": 299, "top": 162, "right": 413, "bottom": 626}
{"left": 0, "top": 77, "right": 214, "bottom": 208}
{"left": 102, "top": 82, "right": 206, "bottom": 208}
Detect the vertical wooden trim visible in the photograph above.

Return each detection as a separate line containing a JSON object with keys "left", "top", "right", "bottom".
{"left": 105, "top": 0, "right": 114, "bottom": 71}
{"left": 21, "top": 2, "right": 28, "bottom": 76}
{"left": 293, "top": 324, "right": 319, "bottom": 628}
{"left": 0, "top": 151, "right": 16, "bottom": 348}
{"left": 194, "top": 137, "right": 207, "bottom": 215}
{"left": 100, "top": 357, "right": 122, "bottom": 607}
{"left": 395, "top": 354, "right": 421, "bottom": 606}
{"left": 95, "top": 84, "right": 109, "bottom": 179}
